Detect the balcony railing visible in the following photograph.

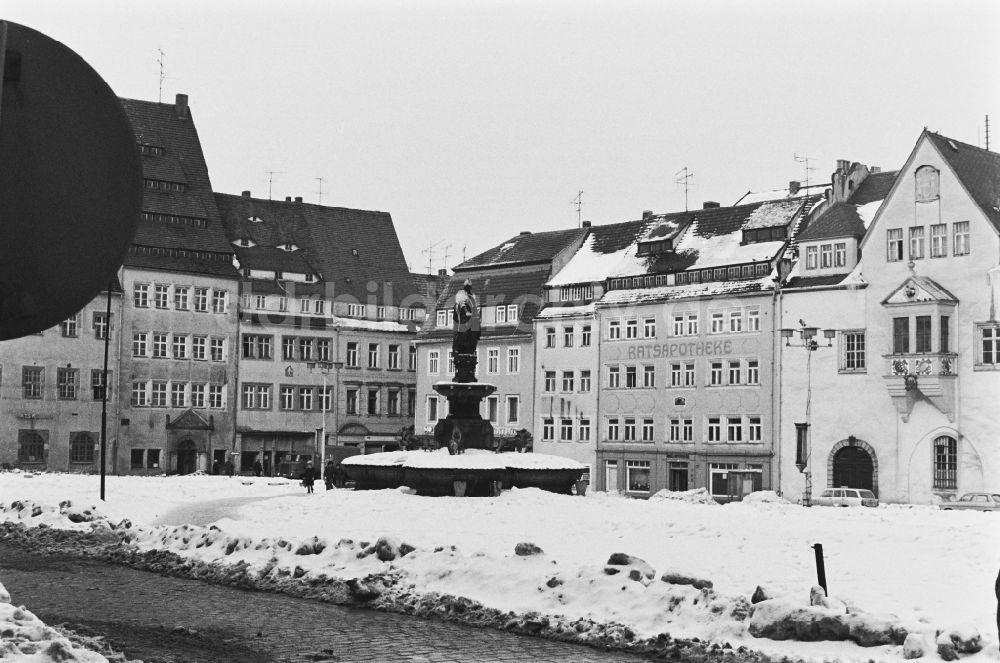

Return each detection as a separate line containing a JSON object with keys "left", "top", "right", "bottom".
{"left": 886, "top": 354, "right": 958, "bottom": 377}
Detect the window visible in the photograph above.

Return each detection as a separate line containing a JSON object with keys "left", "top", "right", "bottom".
{"left": 745, "top": 309, "right": 760, "bottom": 332}
{"left": 563, "top": 326, "right": 574, "bottom": 347}
{"left": 626, "top": 460, "right": 650, "bottom": 493}
{"left": 915, "top": 316, "right": 932, "bottom": 353}
{"left": 192, "top": 336, "right": 207, "bottom": 361}
{"left": 18, "top": 432, "right": 46, "bottom": 463}
{"left": 580, "top": 370, "right": 591, "bottom": 392}
{"left": 579, "top": 419, "right": 591, "bottom": 441}
{"left": 318, "top": 339, "right": 332, "bottom": 362}
{"left": 506, "top": 304, "right": 518, "bottom": 322}
{"left": 299, "top": 387, "right": 315, "bottom": 411}
{"left": 346, "top": 388, "right": 359, "bottom": 415}
{"left": 426, "top": 395, "right": 438, "bottom": 422}
{"left": 152, "top": 333, "right": 168, "bottom": 358}
{"left": 447, "top": 350, "right": 455, "bottom": 375}
{"left": 953, "top": 221, "right": 970, "bottom": 256}
{"left": 728, "top": 360, "right": 741, "bottom": 385}
{"left": 542, "top": 418, "right": 555, "bottom": 442}
{"left": 710, "top": 463, "right": 740, "bottom": 497}
{"left": 820, "top": 244, "right": 832, "bottom": 269}
{"left": 93, "top": 312, "right": 110, "bottom": 340}
{"left": 581, "top": 325, "right": 592, "bottom": 347}
{"left": 625, "top": 366, "right": 637, "bottom": 388}
{"left": 607, "top": 417, "right": 620, "bottom": 441}
{"left": 171, "top": 382, "right": 186, "bottom": 408}
{"left": 487, "top": 348, "right": 499, "bottom": 374}
{"left": 669, "top": 418, "right": 681, "bottom": 442}
{"left": 70, "top": 433, "right": 95, "bottom": 464}
{"left": 242, "top": 383, "right": 271, "bottom": 409}
{"left": 208, "top": 385, "right": 224, "bottom": 409}
{"left": 280, "top": 386, "right": 294, "bottom": 410}
{"left": 57, "top": 368, "right": 78, "bottom": 399}
{"left": 625, "top": 319, "right": 638, "bottom": 339}
{"left": 707, "top": 416, "right": 722, "bottom": 442}
{"left": 91, "top": 370, "right": 109, "bottom": 400}
{"left": 507, "top": 347, "right": 520, "bottom": 374}
{"left": 486, "top": 396, "right": 498, "bottom": 423}
{"left": 747, "top": 359, "right": 760, "bottom": 384}
{"left": 172, "top": 334, "right": 188, "bottom": 359}
{"left": 544, "top": 371, "right": 556, "bottom": 392}
{"left": 980, "top": 324, "right": 1000, "bottom": 364}
{"left": 682, "top": 418, "right": 693, "bottom": 442}
{"left": 623, "top": 418, "right": 636, "bottom": 441}
{"left": 608, "top": 366, "right": 621, "bottom": 388}
{"left": 933, "top": 435, "right": 957, "bottom": 489}
{"left": 915, "top": 165, "right": 940, "bottom": 202}
{"left": 893, "top": 318, "right": 909, "bottom": 354}
{"left": 131, "top": 381, "right": 148, "bottom": 406}
{"left": 388, "top": 345, "right": 400, "bottom": 369}
{"left": 346, "top": 342, "right": 359, "bottom": 367}
{"left": 150, "top": 381, "right": 167, "bottom": 407}
{"left": 545, "top": 327, "right": 556, "bottom": 348}
{"left": 348, "top": 304, "right": 366, "bottom": 318}
{"left": 278, "top": 297, "right": 288, "bottom": 312}
{"left": 729, "top": 310, "right": 742, "bottom": 333}
{"left": 561, "top": 371, "right": 574, "bottom": 392}
{"left": 61, "top": 313, "right": 79, "bottom": 337}
{"left": 22, "top": 366, "right": 43, "bottom": 398}
{"left": 909, "top": 227, "right": 925, "bottom": 260}
{"left": 670, "top": 363, "right": 683, "bottom": 387}
{"left": 711, "top": 312, "right": 725, "bottom": 333}
{"left": 193, "top": 288, "right": 208, "bottom": 312}
{"left": 315, "top": 300, "right": 326, "bottom": 315}
{"left": 408, "top": 346, "right": 417, "bottom": 370}
{"left": 887, "top": 228, "right": 903, "bottom": 262}
{"left": 834, "top": 242, "right": 847, "bottom": 267}
{"left": 673, "top": 315, "right": 685, "bottom": 336}
{"left": 505, "top": 396, "right": 519, "bottom": 424}
{"left": 298, "top": 338, "right": 313, "bottom": 361}
{"left": 683, "top": 362, "right": 695, "bottom": 386}
{"left": 727, "top": 417, "right": 743, "bottom": 442}
{"left": 940, "top": 317, "right": 950, "bottom": 354}
{"left": 608, "top": 320, "right": 621, "bottom": 340}
{"left": 428, "top": 350, "right": 440, "bottom": 375}
{"left": 212, "top": 290, "right": 228, "bottom": 314}
{"left": 641, "top": 419, "right": 655, "bottom": 442}
{"left": 133, "top": 283, "right": 149, "bottom": 307}
{"left": 154, "top": 284, "right": 169, "bottom": 309}
{"left": 300, "top": 298, "right": 312, "bottom": 314}
{"left": 242, "top": 334, "right": 272, "bottom": 359}
{"left": 561, "top": 418, "right": 575, "bottom": 441}
{"left": 643, "top": 365, "right": 655, "bottom": 388}
{"left": 190, "top": 383, "right": 206, "bottom": 409}
{"left": 320, "top": 386, "right": 332, "bottom": 412}
{"left": 376, "top": 306, "right": 385, "bottom": 319}
{"left": 130, "top": 449, "right": 144, "bottom": 469}
{"left": 367, "top": 343, "right": 379, "bottom": 368}
{"left": 643, "top": 318, "right": 656, "bottom": 338}
{"left": 749, "top": 417, "right": 762, "bottom": 442}
{"left": 174, "top": 287, "right": 189, "bottom": 310}
{"left": 710, "top": 361, "right": 723, "bottom": 386}
{"left": 252, "top": 294, "right": 266, "bottom": 310}
{"left": 133, "top": 332, "right": 148, "bottom": 357}
{"left": 805, "top": 246, "right": 818, "bottom": 270}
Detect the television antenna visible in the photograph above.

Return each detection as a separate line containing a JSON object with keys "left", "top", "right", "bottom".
{"left": 315, "top": 177, "right": 327, "bottom": 204}
{"left": 264, "top": 170, "right": 285, "bottom": 200}
{"left": 675, "top": 167, "right": 693, "bottom": 211}
{"left": 156, "top": 48, "right": 166, "bottom": 103}
{"left": 794, "top": 153, "right": 816, "bottom": 189}
{"left": 570, "top": 190, "right": 583, "bottom": 227}
{"left": 421, "top": 239, "right": 445, "bottom": 274}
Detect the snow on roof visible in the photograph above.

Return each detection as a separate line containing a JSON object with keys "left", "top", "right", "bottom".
{"left": 742, "top": 200, "right": 802, "bottom": 230}
{"left": 654, "top": 239, "right": 786, "bottom": 274}
{"left": 331, "top": 315, "right": 413, "bottom": 333}
{"left": 599, "top": 275, "right": 774, "bottom": 307}
{"left": 547, "top": 228, "right": 644, "bottom": 287}
{"left": 733, "top": 185, "right": 829, "bottom": 206}
{"left": 536, "top": 302, "right": 597, "bottom": 319}
{"left": 856, "top": 200, "right": 881, "bottom": 229}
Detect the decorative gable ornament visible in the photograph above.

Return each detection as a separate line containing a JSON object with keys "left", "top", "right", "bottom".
{"left": 166, "top": 408, "right": 214, "bottom": 430}
{"left": 882, "top": 276, "right": 958, "bottom": 306}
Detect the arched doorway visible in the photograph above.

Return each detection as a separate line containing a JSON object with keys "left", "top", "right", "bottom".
{"left": 832, "top": 445, "right": 874, "bottom": 492}
{"left": 177, "top": 439, "right": 197, "bottom": 475}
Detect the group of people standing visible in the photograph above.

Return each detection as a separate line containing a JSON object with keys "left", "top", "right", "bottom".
{"left": 299, "top": 460, "right": 344, "bottom": 494}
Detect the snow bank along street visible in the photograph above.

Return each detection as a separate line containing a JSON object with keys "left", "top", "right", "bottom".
{"left": 0, "top": 471, "right": 996, "bottom": 663}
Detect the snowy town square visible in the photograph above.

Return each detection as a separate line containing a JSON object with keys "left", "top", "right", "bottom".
{"left": 1, "top": 1, "right": 999, "bottom": 662}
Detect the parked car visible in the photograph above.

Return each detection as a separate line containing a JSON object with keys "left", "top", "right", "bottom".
{"left": 938, "top": 492, "right": 1000, "bottom": 511}
{"left": 813, "top": 487, "right": 879, "bottom": 507}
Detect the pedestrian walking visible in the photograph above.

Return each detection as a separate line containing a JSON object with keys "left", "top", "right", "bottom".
{"left": 301, "top": 462, "right": 318, "bottom": 494}
{"left": 324, "top": 460, "right": 335, "bottom": 490}
{"left": 252, "top": 460, "right": 263, "bottom": 477}
{"left": 224, "top": 459, "right": 234, "bottom": 477}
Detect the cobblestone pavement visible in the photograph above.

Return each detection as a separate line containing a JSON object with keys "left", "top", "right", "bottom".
{"left": 0, "top": 542, "right": 654, "bottom": 663}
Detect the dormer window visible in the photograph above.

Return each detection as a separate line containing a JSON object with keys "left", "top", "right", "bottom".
{"left": 915, "top": 166, "right": 940, "bottom": 203}
{"left": 234, "top": 238, "right": 256, "bottom": 248}
{"left": 139, "top": 144, "right": 165, "bottom": 157}
{"left": 304, "top": 273, "right": 315, "bottom": 282}
{"left": 279, "top": 243, "right": 299, "bottom": 252}
{"left": 248, "top": 216, "right": 264, "bottom": 223}
{"left": 636, "top": 239, "right": 673, "bottom": 256}
{"left": 742, "top": 226, "right": 788, "bottom": 245}
{"left": 275, "top": 271, "right": 283, "bottom": 280}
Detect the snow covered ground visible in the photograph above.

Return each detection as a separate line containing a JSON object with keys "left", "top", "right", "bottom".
{"left": 1, "top": 466, "right": 997, "bottom": 662}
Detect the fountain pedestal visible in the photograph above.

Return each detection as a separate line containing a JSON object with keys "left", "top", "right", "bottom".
{"left": 433, "top": 353, "right": 496, "bottom": 451}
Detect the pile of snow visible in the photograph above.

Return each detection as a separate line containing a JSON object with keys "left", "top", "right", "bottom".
{"left": 343, "top": 449, "right": 586, "bottom": 471}
{"left": 1, "top": 472, "right": 997, "bottom": 663}
{"left": 0, "top": 581, "right": 109, "bottom": 662}
{"left": 741, "top": 491, "right": 793, "bottom": 505}
{"left": 648, "top": 486, "right": 718, "bottom": 504}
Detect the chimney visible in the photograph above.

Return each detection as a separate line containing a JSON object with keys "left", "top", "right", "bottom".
{"left": 703, "top": 201, "right": 720, "bottom": 209}
{"left": 175, "top": 93, "right": 189, "bottom": 119}
{"left": 870, "top": 166, "right": 881, "bottom": 174}
{"left": 241, "top": 190, "right": 251, "bottom": 197}
{"left": 294, "top": 196, "right": 303, "bottom": 203}
{"left": 285, "top": 196, "right": 292, "bottom": 202}
{"left": 438, "top": 268, "right": 447, "bottom": 277}
{"left": 642, "top": 210, "right": 653, "bottom": 220}
{"left": 519, "top": 231, "right": 532, "bottom": 236}
{"left": 836, "top": 159, "right": 850, "bottom": 173}
{"left": 788, "top": 180, "right": 800, "bottom": 196}
{"left": 582, "top": 220, "right": 591, "bottom": 228}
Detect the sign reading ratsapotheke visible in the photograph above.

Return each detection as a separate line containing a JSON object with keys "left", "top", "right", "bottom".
{"left": 626, "top": 340, "right": 734, "bottom": 360}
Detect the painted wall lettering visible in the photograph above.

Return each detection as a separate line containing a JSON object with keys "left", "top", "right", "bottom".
{"left": 626, "top": 341, "right": 733, "bottom": 360}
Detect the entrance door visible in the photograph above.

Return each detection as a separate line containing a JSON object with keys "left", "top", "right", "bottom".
{"left": 177, "top": 439, "right": 197, "bottom": 475}
{"left": 832, "top": 446, "right": 874, "bottom": 492}
{"left": 668, "top": 462, "right": 688, "bottom": 491}
{"left": 605, "top": 460, "right": 618, "bottom": 492}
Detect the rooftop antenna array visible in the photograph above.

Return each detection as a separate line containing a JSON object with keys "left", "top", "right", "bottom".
{"left": 570, "top": 190, "right": 583, "bottom": 227}
{"left": 264, "top": 170, "right": 284, "bottom": 200}
{"left": 157, "top": 48, "right": 166, "bottom": 103}
{"left": 674, "top": 167, "right": 693, "bottom": 211}
{"left": 986, "top": 115, "right": 991, "bottom": 151}
{"left": 421, "top": 239, "right": 444, "bottom": 274}
{"left": 794, "top": 153, "right": 816, "bottom": 189}
{"left": 441, "top": 243, "right": 454, "bottom": 271}
{"left": 315, "top": 177, "right": 327, "bottom": 204}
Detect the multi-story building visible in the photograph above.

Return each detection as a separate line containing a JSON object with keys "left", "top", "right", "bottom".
{"left": 778, "top": 131, "right": 1000, "bottom": 504}
{"left": 216, "top": 191, "right": 426, "bottom": 472}
{"left": 414, "top": 228, "right": 588, "bottom": 445}
{"left": 0, "top": 287, "right": 122, "bottom": 472}
{"left": 117, "top": 95, "right": 241, "bottom": 475}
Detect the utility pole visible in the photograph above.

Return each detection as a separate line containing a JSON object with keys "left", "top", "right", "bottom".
{"left": 570, "top": 191, "right": 584, "bottom": 227}
{"left": 794, "top": 153, "right": 816, "bottom": 189}
{"left": 674, "top": 168, "right": 693, "bottom": 211}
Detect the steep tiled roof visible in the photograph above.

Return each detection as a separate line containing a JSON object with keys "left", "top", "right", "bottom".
{"left": 849, "top": 170, "right": 897, "bottom": 206}
{"left": 215, "top": 193, "right": 418, "bottom": 305}
{"left": 416, "top": 269, "right": 550, "bottom": 341}
{"left": 410, "top": 272, "right": 449, "bottom": 312}
{"left": 783, "top": 274, "right": 852, "bottom": 289}
{"left": 120, "top": 98, "right": 236, "bottom": 277}
{"left": 455, "top": 228, "right": 588, "bottom": 270}
{"left": 925, "top": 131, "right": 1000, "bottom": 232}
{"left": 599, "top": 277, "right": 771, "bottom": 307}
{"left": 796, "top": 203, "right": 866, "bottom": 242}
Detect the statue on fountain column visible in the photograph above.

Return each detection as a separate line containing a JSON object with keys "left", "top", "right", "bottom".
{"left": 452, "top": 279, "right": 481, "bottom": 382}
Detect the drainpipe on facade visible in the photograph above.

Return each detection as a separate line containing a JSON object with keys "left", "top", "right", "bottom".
{"left": 229, "top": 290, "right": 241, "bottom": 470}
{"left": 113, "top": 268, "right": 126, "bottom": 476}
{"left": 594, "top": 306, "right": 602, "bottom": 490}
{"left": 773, "top": 286, "right": 782, "bottom": 496}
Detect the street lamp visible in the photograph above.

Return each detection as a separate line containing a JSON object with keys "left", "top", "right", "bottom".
{"left": 307, "top": 360, "right": 344, "bottom": 469}
{"left": 779, "top": 321, "right": 836, "bottom": 507}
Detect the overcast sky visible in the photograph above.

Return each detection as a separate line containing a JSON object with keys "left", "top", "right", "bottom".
{"left": 6, "top": 0, "right": 998, "bottom": 272}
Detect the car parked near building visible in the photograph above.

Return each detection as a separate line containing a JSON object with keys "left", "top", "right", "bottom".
{"left": 813, "top": 487, "right": 879, "bottom": 507}
{"left": 938, "top": 493, "right": 1000, "bottom": 512}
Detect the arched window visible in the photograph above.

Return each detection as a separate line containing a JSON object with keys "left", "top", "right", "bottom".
{"left": 915, "top": 165, "right": 940, "bottom": 203}
{"left": 18, "top": 432, "right": 45, "bottom": 463}
{"left": 70, "top": 432, "right": 96, "bottom": 463}
{"left": 933, "top": 435, "right": 957, "bottom": 489}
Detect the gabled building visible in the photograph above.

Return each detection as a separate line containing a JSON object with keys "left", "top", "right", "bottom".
{"left": 778, "top": 131, "right": 999, "bottom": 504}
{"left": 117, "top": 94, "right": 241, "bottom": 475}
{"left": 216, "top": 191, "right": 427, "bottom": 473}
{"left": 414, "top": 228, "right": 588, "bottom": 444}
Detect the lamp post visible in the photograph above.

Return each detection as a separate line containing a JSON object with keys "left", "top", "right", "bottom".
{"left": 780, "top": 323, "right": 836, "bottom": 507}
{"left": 308, "top": 360, "right": 343, "bottom": 469}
